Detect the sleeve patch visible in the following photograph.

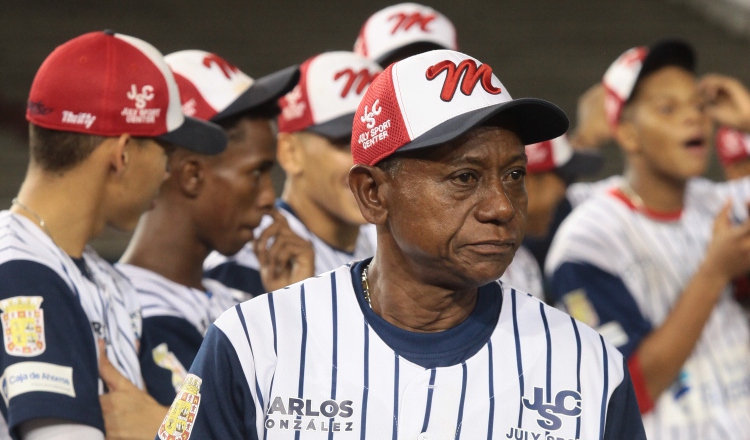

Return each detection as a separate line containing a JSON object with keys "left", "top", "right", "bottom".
{"left": 0, "top": 361, "right": 75, "bottom": 404}
{"left": 597, "top": 321, "right": 630, "bottom": 347}
{"left": 152, "top": 342, "right": 188, "bottom": 393}
{"left": 0, "top": 296, "right": 46, "bottom": 356}
{"left": 561, "top": 289, "right": 599, "bottom": 327}
{"left": 158, "top": 374, "right": 202, "bottom": 440}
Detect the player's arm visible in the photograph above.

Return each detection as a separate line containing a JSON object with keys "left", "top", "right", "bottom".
{"left": 568, "top": 82, "right": 612, "bottom": 150}
{"left": 601, "top": 358, "right": 646, "bottom": 440}
{"left": 0, "top": 260, "right": 105, "bottom": 437}
{"left": 139, "top": 316, "right": 204, "bottom": 406}
{"left": 156, "top": 325, "right": 257, "bottom": 440}
{"left": 631, "top": 202, "right": 750, "bottom": 405}
{"left": 254, "top": 209, "right": 315, "bottom": 292}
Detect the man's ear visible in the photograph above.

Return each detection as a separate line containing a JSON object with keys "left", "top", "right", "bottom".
{"left": 349, "top": 164, "right": 390, "bottom": 225}
{"left": 614, "top": 118, "right": 640, "bottom": 155}
{"left": 108, "top": 133, "right": 132, "bottom": 175}
{"left": 172, "top": 153, "right": 205, "bottom": 198}
{"left": 277, "top": 132, "right": 304, "bottom": 176}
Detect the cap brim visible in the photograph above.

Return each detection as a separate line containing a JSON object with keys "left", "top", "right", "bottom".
{"left": 397, "top": 98, "right": 569, "bottom": 154}
{"left": 376, "top": 42, "right": 449, "bottom": 66}
{"left": 306, "top": 113, "right": 354, "bottom": 140}
{"left": 158, "top": 116, "right": 227, "bottom": 155}
{"left": 211, "top": 65, "right": 300, "bottom": 122}
{"left": 556, "top": 149, "right": 604, "bottom": 182}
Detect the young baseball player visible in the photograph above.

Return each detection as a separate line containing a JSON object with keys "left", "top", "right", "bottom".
{"left": 203, "top": 52, "right": 382, "bottom": 294}
{"left": 546, "top": 39, "right": 750, "bottom": 438}
{"left": 114, "top": 50, "right": 304, "bottom": 409}
{"left": 354, "top": 2, "right": 458, "bottom": 67}
{"left": 0, "top": 31, "right": 226, "bottom": 440}
{"left": 161, "top": 49, "right": 645, "bottom": 440}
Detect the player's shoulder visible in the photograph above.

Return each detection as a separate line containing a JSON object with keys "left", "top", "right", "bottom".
{"left": 508, "top": 284, "right": 625, "bottom": 367}
{"left": 118, "top": 263, "right": 195, "bottom": 318}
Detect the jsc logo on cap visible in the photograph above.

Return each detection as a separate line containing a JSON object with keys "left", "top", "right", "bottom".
{"left": 351, "top": 49, "right": 569, "bottom": 166}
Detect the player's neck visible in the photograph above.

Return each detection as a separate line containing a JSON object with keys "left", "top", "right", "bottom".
{"left": 12, "top": 166, "right": 106, "bottom": 258}
{"left": 624, "top": 165, "right": 687, "bottom": 214}
{"left": 281, "top": 191, "right": 360, "bottom": 253}
{"left": 365, "top": 248, "right": 479, "bottom": 333}
{"left": 120, "top": 201, "right": 207, "bottom": 290}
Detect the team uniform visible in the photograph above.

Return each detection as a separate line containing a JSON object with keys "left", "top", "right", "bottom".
{"left": 204, "top": 201, "right": 377, "bottom": 294}
{"left": 159, "top": 259, "right": 643, "bottom": 440}
{"left": 546, "top": 177, "right": 750, "bottom": 439}
{"left": 0, "top": 211, "right": 143, "bottom": 438}
{"left": 500, "top": 245, "right": 544, "bottom": 300}
{"left": 116, "top": 264, "right": 247, "bottom": 406}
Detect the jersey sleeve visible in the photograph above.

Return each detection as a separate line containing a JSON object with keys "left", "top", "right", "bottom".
{"left": 203, "top": 262, "right": 266, "bottom": 296}
{"left": 139, "top": 316, "right": 204, "bottom": 407}
{"left": 602, "top": 357, "right": 647, "bottom": 440}
{"left": 549, "top": 261, "right": 653, "bottom": 359}
{"left": 0, "top": 260, "right": 103, "bottom": 438}
{"left": 156, "top": 325, "right": 257, "bottom": 440}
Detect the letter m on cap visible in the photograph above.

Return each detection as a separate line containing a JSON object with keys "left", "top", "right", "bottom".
{"left": 425, "top": 60, "right": 502, "bottom": 102}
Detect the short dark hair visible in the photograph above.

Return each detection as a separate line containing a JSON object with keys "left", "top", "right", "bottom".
{"left": 28, "top": 124, "right": 106, "bottom": 173}
{"left": 214, "top": 101, "right": 281, "bottom": 133}
{"left": 375, "top": 154, "right": 403, "bottom": 176}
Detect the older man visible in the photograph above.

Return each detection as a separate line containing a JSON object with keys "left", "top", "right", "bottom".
{"left": 159, "top": 50, "right": 645, "bottom": 440}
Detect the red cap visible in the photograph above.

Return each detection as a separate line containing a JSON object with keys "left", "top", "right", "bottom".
{"left": 351, "top": 50, "right": 568, "bottom": 166}
{"left": 716, "top": 126, "right": 750, "bottom": 166}
{"left": 26, "top": 31, "right": 226, "bottom": 154}
{"left": 278, "top": 52, "right": 382, "bottom": 139}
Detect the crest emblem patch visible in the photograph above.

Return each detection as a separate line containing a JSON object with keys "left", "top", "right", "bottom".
{"left": 158, "top": 374, "right": 202, "bottom": 440}
{"left": 0, "top": 296, "right": 45, "bottom": 357}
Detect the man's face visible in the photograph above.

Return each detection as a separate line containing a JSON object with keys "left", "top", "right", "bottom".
{"left": 107, "top": 138, "right": 170, "bottom": 231}
{"left": 195, "top": 118, "right": 276, "bottom": 255}
{"left": 383, "top": 126, "right": 527, "bottom": 288}
{"left": 622, "top": 66, "right": 712, "bottom": 180}
{"left": 297, "top": 132, "right": 366, "bottom": 226}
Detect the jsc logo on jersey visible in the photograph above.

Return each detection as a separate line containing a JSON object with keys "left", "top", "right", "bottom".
{"left": 0, "top": 296, "right": 45, "bottom": 357}
{"left": 264, "top": 396, "right": 355, "bottom": 433}
{"left": 158, "top": 374, "right": 202, "bottom": 440}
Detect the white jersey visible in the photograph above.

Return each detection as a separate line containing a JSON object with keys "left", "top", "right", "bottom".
{"left": 546, "top": 177, "right": 750, "bottom": 439}
{"left": 566, "top": 175, "right": 623, "bottom": 209}
{"left": 117, "top": 264, "right": 245, "bottom": 336}
{"left": 116, "top": 263, "right": 247, "bottom": 406}
{"left": 500, "top": 245, "right": 544, "bottom": 300}
{"left": 0, "top": 211, "right": 142, "bottom": 438}
{"left": 203, "top": 201, "right": 377, "bottom": 295}
{"left": 159, "top": 261, "right": 645, "bottom": 440}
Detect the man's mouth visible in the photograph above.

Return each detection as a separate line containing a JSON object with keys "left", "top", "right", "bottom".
{"left": 684, "top": 136, "right": 706, "bottom": 149}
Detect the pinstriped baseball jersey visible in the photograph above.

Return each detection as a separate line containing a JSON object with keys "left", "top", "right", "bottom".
{"left": 116, "top": 263, "right": 247, "bottom": 406}
{"left": 0, "top": 211, "right": 143, "bottom": 438}
{"left": 501, "top": 245, "right": 544, "bottom": 300}
{"left": 546, "top": 177, "right": 750, "bottom": 439}
{"left": 203, "top": 200, "right": 376, "bottom": 295}
{"left": 159, "top": 259, "right": 645, "bottom": 440}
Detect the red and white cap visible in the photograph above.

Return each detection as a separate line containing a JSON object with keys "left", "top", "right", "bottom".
{"left": 602, "top": 38, "right": 695, "bottom": 128}
{"left": 165, "top": 50, "right": 299, "bottom": 124}
{"left": 715, "top": 126, "right": 750, "bottom": 166}
{"left": 278, "top": 51, "right": 382, "bottom": 139}
{"left": 526, "top": 135, "right": 603, "bottom": 181}
{"left": 354, "top": 3, "right": 457, "bottom": 65}
{"left": 351, "top": 50, "right": 568, "bottom": 166}
{"left": 26, "top": 31, "right": 226, "bottom": 154}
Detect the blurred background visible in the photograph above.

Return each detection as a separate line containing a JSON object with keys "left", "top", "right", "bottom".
{"left": 2, "top": 0, "right": 750, "bottom": 260}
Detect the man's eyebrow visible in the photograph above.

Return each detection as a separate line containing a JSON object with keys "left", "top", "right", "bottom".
{"left": 446, "top": 152, "right": 527, "bottom": 166}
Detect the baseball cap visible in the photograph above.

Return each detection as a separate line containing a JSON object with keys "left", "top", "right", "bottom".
{"left": 526, "top": 135, "right": 603, "bottom": 182}
{"left": 603, "top": 38, "right": 695, "bottom": 128}
{"left": 165, "top": 50, "right": 299, "bottom": 124}
{"left": 351, "top": 50, "right": 569, "bottom": 166}
{"left": 26, "top": 31, "right": 226, "bottom": 155}
{"left": 715, "top": 126, "right": 750, "bottom": 166}
{"left": 278, "top": 51, "right": 382, "bottom": 139}
{"left": 354, "top": 3, "right": 458, "bottom": 65}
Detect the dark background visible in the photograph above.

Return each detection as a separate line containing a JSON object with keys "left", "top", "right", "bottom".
{"left": 1, "top": 0, "right": 749, "bottom": 259}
